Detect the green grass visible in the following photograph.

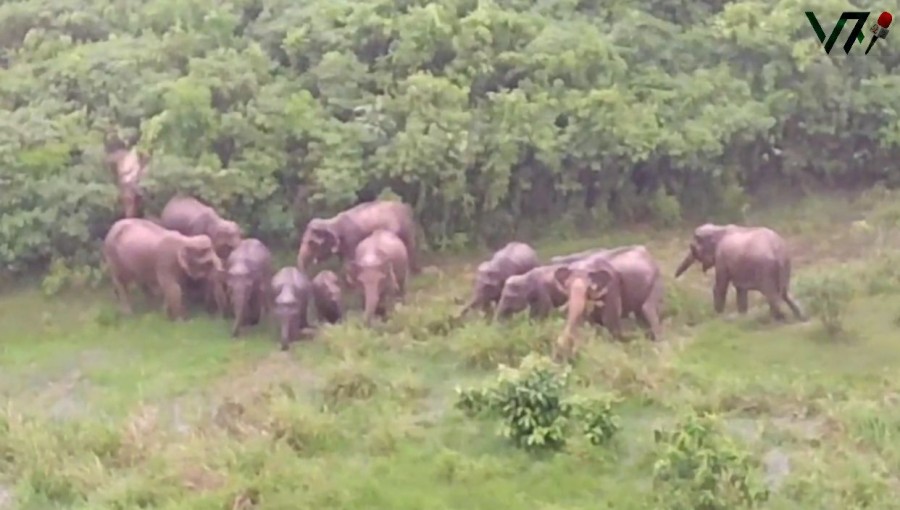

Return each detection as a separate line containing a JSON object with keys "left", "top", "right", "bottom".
{"left": 4, "top": 189, "right": 900, "bottom": 508}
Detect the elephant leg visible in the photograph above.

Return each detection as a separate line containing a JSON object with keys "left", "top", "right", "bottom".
{"left": 783, "top": 291, "right": 805, "bottom": 321}
{"left": 736, "top": 288, "right": 749, "bottom": 314}
{"left": 163, "top": 283, "right": 186, "bottom": 321}
{"left": 639, "top": 282, "right": 664, "bottom": 341}
{"left": 111, "top": 275, "right": 134, "bottom": 315}
{"left": 764, "top": 290, "right": 787, "bottom": 321}
{"left": 247, "top": 304, "right": 261, "bottom": 326}
{"left": 713, "top": 271, "right": 730, "bottom": 314}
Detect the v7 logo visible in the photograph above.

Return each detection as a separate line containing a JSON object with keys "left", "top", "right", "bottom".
{"left": 805, "top": 11, "right": 869, "bottom": 54}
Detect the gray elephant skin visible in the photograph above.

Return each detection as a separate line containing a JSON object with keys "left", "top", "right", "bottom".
{"left": 312, "top": 270, "right": 343, "bottom": 324}
{"left": 296, "top": 200, "right": 420, "bottom": 277}
{"left": 494, "top": 264, "right": 570, "bottom": 320}
{"left": 225, "top": 238, "right": 274, "bottom": 338}
{"left": 159, "top": 195, "right": 242, "bottom": 313}
{"left": 674, "top": 223, "right": 804, "bottom": 321}
{"left": 103, "top": 218, "right": 224, "bottom": 320}
{"left": 459, "top": 242, "right": 539, "bottom": 318}
{"left": 271, "top": 267, "right": 313, "bottom": 350}
{"left": 554, "top": 245, "right": 664, "bottom": 357}
{"left": 348, "top": 230, "right": 409, "bottom": 326}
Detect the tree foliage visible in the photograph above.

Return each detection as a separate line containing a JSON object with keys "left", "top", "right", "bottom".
{"left": 2, "top": 0, "right": 900, "bottom": 276}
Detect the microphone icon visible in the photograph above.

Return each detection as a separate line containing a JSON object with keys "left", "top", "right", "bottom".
{"left": 865, "top": 11, "right": 892, "bottom": 54}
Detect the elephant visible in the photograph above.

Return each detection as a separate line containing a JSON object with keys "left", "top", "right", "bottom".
{"left": 271, "top": 266, "right": 313, "bottom": 350}
{"left": 347, "top": 229, "right": 409, "bottom": 326}
{"left": 102, "top": 218, "right": 224, "bottom": 320}
{"left": 312, "top": 270, "right": 343, "bottom": 324}
{"left": 494, "top": 264, "right": 570, "bottom": 321}
{"left": 554, "top": 245, "right": 664, "bottom": 359}
{"left": 549, "top": 248, "right": 605, "bottom": 266}
{"left": 458, "top": 242, "right": 539, "bottom": 318}
{"left": 225, "top": 238, "right": 274, "bottom": 338}
{"left": 296, "top": 200, "right": 420, "bottom": 280}
{"left": 104, "top": 146, "right": 150, "bottom": 219}
{"left": 159, "top": 195, "right": 242, "bottom": 313}
{"left": 674, "top": 223, "right": 804, "bottom": 321}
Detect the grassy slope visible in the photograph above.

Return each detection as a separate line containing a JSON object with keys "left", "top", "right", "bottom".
{"left": 3, "top": 190, "right": 900, "bottom": 509}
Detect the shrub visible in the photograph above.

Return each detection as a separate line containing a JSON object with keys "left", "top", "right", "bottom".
{"left": 652, "top": 411, "right": 770, "bottom": 510}
{"left": 797, "top": 274, "right": 855, "bottom": 338}
{"left": 455, "top": 353, "right": 620, "bottom": 452}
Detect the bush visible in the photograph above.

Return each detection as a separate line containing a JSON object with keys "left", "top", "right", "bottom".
{"left": 797, "top": 274, "right": 855, "bottom": 339}
{"left": 652, "top": 411, "right": 770, "bottom": 510}
{"left": 455, "top": 353, "right": 620, "bottom": 452}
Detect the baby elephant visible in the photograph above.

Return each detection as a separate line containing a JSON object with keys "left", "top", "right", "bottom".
{"left": 225, "top": 239, "right": 273, "bottom": 337}
{"left": 459, "top": 242, "right": 539, "bottom": 318}
{"left": 348, "top": 230, "right": 409, "bottom": 326}
{"left": 312, "top": 270, "right": 343, "bottom": 324}
{"left": 271, "top": 267, "right": 314, "bottom": 350}
{"left": 494, "top": 263, "right": 571, "bottom": 321}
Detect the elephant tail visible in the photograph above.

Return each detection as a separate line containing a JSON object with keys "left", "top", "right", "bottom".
{"left": 777, "top": 257, "right": 792, "bottom": 295}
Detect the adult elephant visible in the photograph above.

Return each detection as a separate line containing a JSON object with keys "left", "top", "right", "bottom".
{"left": 554, "top": 246, "right": 664, "bottom": 359}
{"left": 159, "top": 195, "right": 242, "bottom": 313}
{"left": 225, "top": 239, "right": 274, "bottom": 338}
{"left": 458, "top": 242, "right": 539, "bottom": 318}
{"left": 674, "top": 223, "right": 804, "bottom": 321}
{"left": 103, "top": 218, "right": 224, "bottom": 320}
{"left": 348, "top": 230, "right": 409, "bottom": 326}
{"left": 296, "top": 200, "right": 420, "bottom": 278}
{"left": 494, "top": 263, "right": 570, "bottom": 321}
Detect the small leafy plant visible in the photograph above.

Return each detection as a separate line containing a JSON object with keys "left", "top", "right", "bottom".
{"left": 455, "top": 353, "right": 620, "bottom": 451}
{"left": 652, "top": 411, "right": 770, "bottom": 510}
{"left": 799, "top": 274, "right": 854, "bottom": 338}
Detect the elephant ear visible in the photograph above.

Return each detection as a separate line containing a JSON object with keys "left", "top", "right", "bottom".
{"left": 176, "top": 243, "right": 197, "bottom": 278}
{"left": 586, "top": 268, "right": 613, "bottom": 300}
{"left": 553, "top": 266, "right": 572, "bottom": 288}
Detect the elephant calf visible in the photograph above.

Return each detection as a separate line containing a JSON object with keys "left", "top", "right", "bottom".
{"left": 225, "top": 239, "right": 274, "bottom": 338}
{"left": 674, "top": 223, "right": 804, "bottom": 321}
{"left": 312, "top": 270, "right": 343, "bottom": 324}
{"left": 103, "top": 218, "right": 223, "bottom": 321}
{"left": 348, "top": 229, "right": 409, "bottom": 326}
{"left": 494, "top": 264, "right": 571, "bottom": 321}
{"left": 458, "top": 242, "right": 539, "bottom": 318}
{"left": 554, "top": 245, "right": 664, "bottom": 358}
{"left": 271, "top": 267, "right": 313, "bottom": 350}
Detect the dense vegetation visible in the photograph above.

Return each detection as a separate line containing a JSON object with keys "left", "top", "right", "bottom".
{"left": 3, "top": 0, "right": 900, "bottom": 280}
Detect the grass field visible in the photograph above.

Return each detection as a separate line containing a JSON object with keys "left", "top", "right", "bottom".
{"left": 4, "top": 189, "right": 900, "bottom": 509}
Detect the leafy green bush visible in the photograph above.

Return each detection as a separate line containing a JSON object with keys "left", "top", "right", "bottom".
{"left": 455, "top": 353, "right": 620, "bottom": 452}
{"left": 797, "top": 274, "right": 855, "bottom": 338}
{"left": 2, "top": 0, "right": 899, "bottom": 280}
{"left": 652, "top": 411, "right": 770, "bottom": 510}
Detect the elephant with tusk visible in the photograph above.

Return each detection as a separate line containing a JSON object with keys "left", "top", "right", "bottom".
{"left": 553, "top": 245, "right": 664, "bottom": 360}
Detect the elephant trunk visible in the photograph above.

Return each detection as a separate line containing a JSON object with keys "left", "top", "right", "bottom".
{"left": 231, "top": 285, "right": 248, "bottom": 337}
{"left": 275, "top": 307, "right": 296, "bottom": 350}
{"left": 297, "top": 243, "right": 312, "bottom": 271}
{"left": 362, "top": 281, "right": 380, "bottom": 327}
{"left": 492, "top": 297, "right": 513, "bottom": 322}
{"left": 557, "top": 278, "right": 589, "bottom": 357}
{"left": 674, "top": 251, "right": 695, "bottom": 278}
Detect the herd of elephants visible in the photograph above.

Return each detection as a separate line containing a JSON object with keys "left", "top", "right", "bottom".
{"left": 100, "top": 142, "right": 807, "bottom": 357}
